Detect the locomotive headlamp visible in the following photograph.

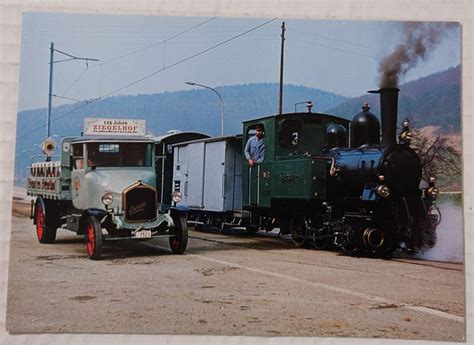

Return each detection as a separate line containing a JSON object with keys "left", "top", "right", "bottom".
{"left": 101, "top": 193, "right": 114, "bottom": 206}
{"left": 376, "top": 185, "right": 391, "bottom": 198}
{"left": 428, "top": 186, "right": 440, "bottom": 199}
{"left": 172, "top": 191, "right": 183, "bottom": 203}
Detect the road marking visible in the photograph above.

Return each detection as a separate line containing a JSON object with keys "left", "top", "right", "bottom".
{"left": 191, "top": 254, "right": 464, "bottom": 323}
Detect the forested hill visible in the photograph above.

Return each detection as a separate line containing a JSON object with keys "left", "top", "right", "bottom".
{"left": 17, "top": 83, "right": 347, "bottom": 141}
{"left": 327, "top": 65, "right": 461, "bottom": 133}
{"left": 14, "top": 66, "right": 461, "bottom": 184}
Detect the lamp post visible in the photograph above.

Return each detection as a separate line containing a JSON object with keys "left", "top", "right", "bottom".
{"left": 186, "top": 81, "right": 225, "bottom": 136}
{"left": 295, "top": 100, "right": 313, "bottom": 113}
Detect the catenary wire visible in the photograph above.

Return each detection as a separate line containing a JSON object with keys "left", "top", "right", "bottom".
{"left": 17, "top": 18, "right": 278, "bottom": 140}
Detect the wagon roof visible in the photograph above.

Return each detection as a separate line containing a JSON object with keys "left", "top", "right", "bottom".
{"left": 172, "top": 134, "right": 242, "bottom": 147}
{"left": 150, "top": 131, "right": 210, "bottom": 143}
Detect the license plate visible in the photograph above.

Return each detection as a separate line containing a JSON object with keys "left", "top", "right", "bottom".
{"left": 134, "top": 230, "right": 152, "bottom": 238}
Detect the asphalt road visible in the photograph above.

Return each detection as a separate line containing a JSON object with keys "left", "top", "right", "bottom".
{"left": 6, "top": 212, "right": 465, "bottom": 341}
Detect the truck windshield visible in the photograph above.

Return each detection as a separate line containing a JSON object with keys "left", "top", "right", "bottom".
{"left": 87, "top": 143, "right": 152, "bottom": 168}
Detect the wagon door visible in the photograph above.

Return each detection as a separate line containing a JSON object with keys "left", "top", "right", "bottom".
{"left": 203, "top": 140, "right": 226, "bottom": 211}
{"left": 186, "top": 142, "right": 206, "bottom": 208}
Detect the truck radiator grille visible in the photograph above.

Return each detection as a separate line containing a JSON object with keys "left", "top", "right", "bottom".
{"left": 123, "top": 183, "right": 157, "bottom": 223}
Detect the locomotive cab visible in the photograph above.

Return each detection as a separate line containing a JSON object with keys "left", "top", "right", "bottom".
{"left": 242, "top": 113, "right": 350, "bottom": 232}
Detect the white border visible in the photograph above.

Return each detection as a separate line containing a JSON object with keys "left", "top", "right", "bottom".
{"left": 1, "top": 1, "right": 472, "bottom": 344}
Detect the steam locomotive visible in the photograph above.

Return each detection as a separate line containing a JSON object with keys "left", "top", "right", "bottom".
{"left": 172, "top": 87, "right": 440, "bottom": 256}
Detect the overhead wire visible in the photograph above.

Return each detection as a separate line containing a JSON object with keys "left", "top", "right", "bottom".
{"left": 17, "top": 17, "right": 278, "bottom": 140}
{"left": 90, "top": 17, "right": 217, "bottom": 68}
{"left": 54, "top": 17, "right": 217, "bottom": 99}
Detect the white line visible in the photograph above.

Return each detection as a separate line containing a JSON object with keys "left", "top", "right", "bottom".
{"left": 190, "top": 254, "right": 464, "bottom": 323}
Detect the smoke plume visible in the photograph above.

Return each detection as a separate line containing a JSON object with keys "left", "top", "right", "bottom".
{"left": 379, "top": 22, "right": 457, "bottom": 88}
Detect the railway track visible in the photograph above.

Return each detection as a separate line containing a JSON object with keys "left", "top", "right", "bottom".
{"left": 189, "top": 228, "right": 464, "bottom": 271}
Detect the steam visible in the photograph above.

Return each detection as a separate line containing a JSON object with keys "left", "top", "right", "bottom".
{"left": 379, "top": 22, "right": 457, "bottom": 88}
{"left": 416, "top": 202, "right": 463, "bottom": 263}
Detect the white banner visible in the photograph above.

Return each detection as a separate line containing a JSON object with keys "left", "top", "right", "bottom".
{"left": 84, "top": 118, "right": 146, "bottom": 136}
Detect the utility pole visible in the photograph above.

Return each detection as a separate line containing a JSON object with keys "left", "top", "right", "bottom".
{"left": 278, "top": 21, "right": 286, "bottom": 115}
{"left": 46, "top": 42, "right": 99, "bottom": 140}
{"left": 47, "top": 42, "right": 54, "bottom": 141}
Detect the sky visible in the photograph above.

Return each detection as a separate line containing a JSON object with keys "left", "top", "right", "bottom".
{"left": 18, "top": 12, "right": 461, "bottom": 112}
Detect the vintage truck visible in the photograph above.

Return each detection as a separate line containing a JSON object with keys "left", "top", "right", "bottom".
{"left": 26, "top": 118, "right": 188, "bottom": 260}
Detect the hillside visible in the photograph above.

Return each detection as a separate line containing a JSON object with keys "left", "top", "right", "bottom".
{"left": 328, "top": 65, "right": 461, "bottom": 133}
{"left": 14, "top": 83, "right": 347, "bottom": 183}
{"left": 14, "top": 67, "right": 461, "bottom": 185}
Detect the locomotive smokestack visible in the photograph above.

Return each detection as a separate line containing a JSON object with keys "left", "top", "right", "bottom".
{"left": 368, "top": 88, "right": 399, "bottom": 146}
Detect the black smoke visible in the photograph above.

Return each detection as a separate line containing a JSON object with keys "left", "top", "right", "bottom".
{"left": 379, "top": 22, "right": 458, "bottom": 88}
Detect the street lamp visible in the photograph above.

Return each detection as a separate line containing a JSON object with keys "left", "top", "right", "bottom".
{"left": 186, "top": 81, "right": 225, "bottom": 136}
{"left": 295, "top": 100, "right": 313, "bottom": 113}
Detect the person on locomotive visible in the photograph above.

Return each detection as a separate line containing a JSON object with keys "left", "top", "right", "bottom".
{"left": 244, "top": 124, "right": 265, "bottom": 167}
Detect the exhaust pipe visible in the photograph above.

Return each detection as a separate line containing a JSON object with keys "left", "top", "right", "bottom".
{"left": 368, "top": 88, "right": 399, "bottom": 146}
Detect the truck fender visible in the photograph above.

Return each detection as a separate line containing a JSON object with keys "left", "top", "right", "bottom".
{"left": 170, "top": 205, "right": 190, "bottom": 216}
{"left": 78, "top": 208, "right": 108, "bottom": 235}
{"left": 33, "top": 196, "right": 46, "bottom": 224}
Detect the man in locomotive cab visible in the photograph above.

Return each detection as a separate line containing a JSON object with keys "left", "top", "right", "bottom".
{"left": 244, "top": 124, "right": 265, "bottom": 167}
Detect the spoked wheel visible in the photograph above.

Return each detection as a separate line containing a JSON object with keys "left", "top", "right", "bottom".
{"left": 290, "top": 215, "right": 308, "bottom": 247}
{"left": 313, "top": 227, "right": 332, "bottom": 250}
{"left": 169, "top": 214, "right": 188, "bottom": 254}
{"left": 85, "top": 216, "right": 103, "bottom": 260}
{"left": 34, "top": 197, "right": 57, "bottom": 244}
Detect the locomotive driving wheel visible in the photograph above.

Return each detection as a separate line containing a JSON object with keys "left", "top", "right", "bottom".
{"left": 313, "top": 226, "right": 332, "bottom": 250}
{"left": 290, "top": 215, "right": 308, "bottom": 247}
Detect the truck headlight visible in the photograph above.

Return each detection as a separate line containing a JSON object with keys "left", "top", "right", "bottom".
{"left": 101, "top": 193, "right": 114, "bottom": 206}
{"left": 376, "top": 185, "right": 391, "bottom": 198}
{"left": 171, "top": 191, "right": 182, "bottom": 203}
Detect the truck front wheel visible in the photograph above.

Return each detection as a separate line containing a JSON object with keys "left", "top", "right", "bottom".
{"left": 169, "top": 214, "right": 188, "bottom": 254}
{"left": 85, "top": 216, "right": 103, "bottom": 260}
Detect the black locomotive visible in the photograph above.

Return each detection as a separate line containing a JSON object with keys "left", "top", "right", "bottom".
{"left": 172, "top": 87, "right": 440, "bottom": 257}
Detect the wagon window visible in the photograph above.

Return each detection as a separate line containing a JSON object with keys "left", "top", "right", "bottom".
{"left": 72, "top": 144, "right": 84, "bottom": 170}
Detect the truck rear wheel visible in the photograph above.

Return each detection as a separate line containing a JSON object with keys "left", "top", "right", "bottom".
{"left": 85, "top": 216, "right": 103, "bottom": 260}
{"left": 169, "top": 214, "right": 188, "bottom": 254}
{"left": 34, "top": 197, "right": 57, "bottom": 244}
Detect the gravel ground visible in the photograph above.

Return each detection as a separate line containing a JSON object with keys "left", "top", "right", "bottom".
{"left": 5, "top": 205, "right": 465, "bottom": 341}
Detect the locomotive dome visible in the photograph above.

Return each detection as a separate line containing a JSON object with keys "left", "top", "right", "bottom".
{"left": 350, "top": 102, "right": 380, "bottom": 148}
{"left": 326, "top": 124, "right": 347, "bottom": 149}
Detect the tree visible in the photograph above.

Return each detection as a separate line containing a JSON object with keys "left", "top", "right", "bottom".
{"left": 409, "top": 126, "right": 461, "bottom": 190}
